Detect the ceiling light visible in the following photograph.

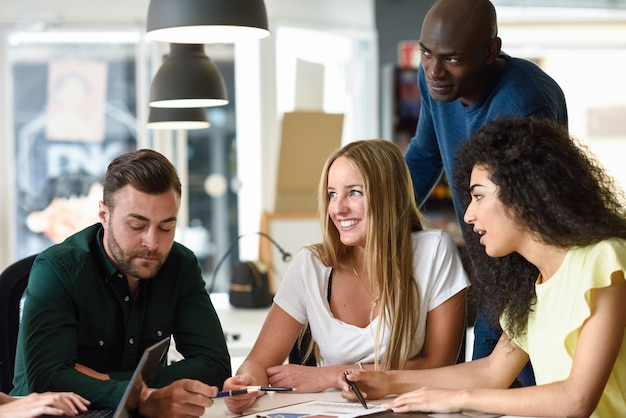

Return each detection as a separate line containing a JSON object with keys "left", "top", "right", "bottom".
{"left": 149, "top": 43, "right": 228, "bottom": 108}
{"left": 147, "top": 106, "right": 210, "bottom": 130}
{"left": 146, "top": 0, "right": 270, "bottom": 44}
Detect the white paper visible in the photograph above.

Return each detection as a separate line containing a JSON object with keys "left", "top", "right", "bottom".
{"left": 241, "top": 400, "right": 387, "bottom": 418}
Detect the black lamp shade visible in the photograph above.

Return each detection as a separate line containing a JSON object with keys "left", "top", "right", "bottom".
{"left": 150, "top": 43, "right": 229, "bottom": 108}
{"left": 147, "top": 106, "right": 210, "bottom": 130}
{"left": 146, "top": 0, "right": 270, "bottom": 44}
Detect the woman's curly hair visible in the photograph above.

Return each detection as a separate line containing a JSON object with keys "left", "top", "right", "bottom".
{"left": 453, "top": 116, "right": 626, "bottom": 339}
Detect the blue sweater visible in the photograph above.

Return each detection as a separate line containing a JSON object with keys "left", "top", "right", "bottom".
{"left": 405, "top": 53, "right": 568, "bottom": 223}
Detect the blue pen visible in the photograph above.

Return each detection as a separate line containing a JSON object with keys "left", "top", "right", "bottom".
{"left": 215, "top": 389, "right": 250, "bottom": 398}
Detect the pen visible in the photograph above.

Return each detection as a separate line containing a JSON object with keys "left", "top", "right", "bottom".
{"left": 343, "top": 370, "right": 367, "bottom": 409}
{"left": 215, "top": 386, "right": 296, "bottom": 397}
{"left": 246, "top": 386, "right": 296, "bottom": 392}
{"left": 215, "top": 389, "right": 250, "bottom": 398}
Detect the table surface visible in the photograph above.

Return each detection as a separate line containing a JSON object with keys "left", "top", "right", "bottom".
{"left": 200, "top": 389, "right": 535, "bottom": 418}
{"left": 188, "top": 295, "right": 532, "bottom": 418}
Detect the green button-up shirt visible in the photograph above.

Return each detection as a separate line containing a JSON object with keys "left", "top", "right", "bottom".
{"left": 11, "top": 224, "right": 231, "bottom": 408}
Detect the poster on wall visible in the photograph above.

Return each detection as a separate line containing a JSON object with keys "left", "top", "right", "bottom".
{"left": 45, "top": 59, "right": 108, "bottom": 142}
{"left": 10, "top": 37, "right": 139, "bottom": 259}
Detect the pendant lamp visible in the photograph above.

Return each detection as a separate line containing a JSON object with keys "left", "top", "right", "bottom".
{"left": 146, "top": 0, "right": 270, "bottom": 44}
{"left": 147, "top": 106, "right": 210, "bottom": 130}
{"left": 150, "top": 43, "right": 228, "bottom": 108}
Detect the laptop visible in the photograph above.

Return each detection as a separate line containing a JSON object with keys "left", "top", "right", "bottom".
{"left": 61, "top": 337, "right": 170, "bottom": 418}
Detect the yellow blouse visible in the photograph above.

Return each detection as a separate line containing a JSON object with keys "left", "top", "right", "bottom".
{"left": 507, "top": 239, "right": 626, "bottom": 417}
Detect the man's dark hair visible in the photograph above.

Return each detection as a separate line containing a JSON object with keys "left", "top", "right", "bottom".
{"left": 103, "top": 149, "right": 181, "bottom": 208}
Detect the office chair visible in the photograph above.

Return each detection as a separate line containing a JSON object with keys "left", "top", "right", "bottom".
{"left": 0, "top": 253, "right": 37, "bottom": 393}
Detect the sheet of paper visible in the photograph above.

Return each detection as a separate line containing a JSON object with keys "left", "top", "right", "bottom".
{"left": 241, "top": 399, "right": 387, "bottom": 418}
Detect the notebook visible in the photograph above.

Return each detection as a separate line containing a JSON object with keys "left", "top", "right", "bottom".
{"left": 65, "top": 337, "right": 170, "bottom": 418}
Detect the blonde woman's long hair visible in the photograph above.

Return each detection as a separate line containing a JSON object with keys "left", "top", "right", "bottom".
{"left": 305, "top": 139, "right": 424, "bottom": 370}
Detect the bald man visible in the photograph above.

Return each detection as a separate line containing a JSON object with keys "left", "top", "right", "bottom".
{"left": 404, "top": 0, "right": 567, "bottom": 385}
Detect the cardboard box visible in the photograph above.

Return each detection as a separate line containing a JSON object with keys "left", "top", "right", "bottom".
{"left": 275, "top": 111, "right": 344, "bottom": 213}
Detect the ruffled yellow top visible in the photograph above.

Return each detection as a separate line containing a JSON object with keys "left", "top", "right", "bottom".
{"left": 505, "top": 239, "right": 626, "bottom": 417}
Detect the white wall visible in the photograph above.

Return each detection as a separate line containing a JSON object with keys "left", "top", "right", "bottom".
{"left": 234, "top": 0, "right": 377, "bottom": 261}
{"left": 498, "top": 9, "right": 626, "bottom": 191}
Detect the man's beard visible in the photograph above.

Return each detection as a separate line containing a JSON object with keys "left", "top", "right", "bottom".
{"left": 106, "top": 227, "right": 165, "bottom": 279}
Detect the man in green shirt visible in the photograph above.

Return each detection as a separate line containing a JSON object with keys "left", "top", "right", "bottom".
{"left": 12, "top": 149, "right": 231, "bottom": 417}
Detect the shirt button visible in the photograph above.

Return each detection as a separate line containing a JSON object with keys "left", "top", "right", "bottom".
{"left": 129, "top": 338, "right": 135, "bottom": 345}
{"left": 117, "top": 273, "right": 124, "bottom": 279}
{"left": 124, "top": 296, "right": 130, "bottom": 302}
{"left": 156, "top": 330, "right": 163, "bottom": 337}
{"left": 98, "top": 340, "right": 104, "bottom": 347}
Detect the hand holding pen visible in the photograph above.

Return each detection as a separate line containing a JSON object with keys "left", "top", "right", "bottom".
{"left": 222, "top": 373, "right": 260, "bottom": 413}
{"left": 339, "top": 369, "right": 391, "bottom": 403}
{"left": 343, "top": 370, "right": 368, "bottom": 408}
{"left": 222, "top": 374, "right": 291, "bottom": 414}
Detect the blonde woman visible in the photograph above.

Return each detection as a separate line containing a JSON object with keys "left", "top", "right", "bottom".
{"left": 224, "top": 139, "right": 469, "bottom": 413}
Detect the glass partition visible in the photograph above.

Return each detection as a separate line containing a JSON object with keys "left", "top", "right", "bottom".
{"left": 7, "top": 30, "right": 142, "bottom": 259}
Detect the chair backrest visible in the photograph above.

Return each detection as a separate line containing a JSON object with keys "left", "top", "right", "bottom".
{"left": 0, "top": 254, "right": 37, "bottom": 393}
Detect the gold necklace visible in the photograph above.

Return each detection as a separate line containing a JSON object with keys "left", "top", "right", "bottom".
{"left": 351, "top": 262, "right": 380, "bottom": 308}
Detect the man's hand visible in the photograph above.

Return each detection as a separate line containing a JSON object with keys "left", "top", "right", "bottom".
{"left": 0, "top": 392, "right": 90, "bottom": 418}
{"left": 337, "top": 370, "right": 392, "bottom": 401}
{"left": 138, "top": 379, "right": 218, "bottom": 418}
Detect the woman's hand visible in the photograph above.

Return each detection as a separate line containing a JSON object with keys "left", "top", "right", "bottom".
{"left": 0, "top": 392, "right": 90, "bottom": 418}
{"left": 223, "top": 374, "right": 263, "bottom": 414}
{"left": 338, "top": 370, "right": 392, "bottom": 401}
{"left": 383, "top": 387, "right": 465, "bottom": 413}
{"left": 266, "top": 364, "right": 338, "bottom": 393}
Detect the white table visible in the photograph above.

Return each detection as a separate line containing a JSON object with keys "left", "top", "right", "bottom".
{"left": 202, "top": 390, "right": 387, "bottom": 418}
{"left": 201, "top": 389, "right": 536, "bottom": 418}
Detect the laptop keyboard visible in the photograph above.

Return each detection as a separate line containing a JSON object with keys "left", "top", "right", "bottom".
{"left": 42, "top": 410, "right": 115, "bottom": 418}
{"left": 77, "top": 410, "right": 115, "bottom": 418}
